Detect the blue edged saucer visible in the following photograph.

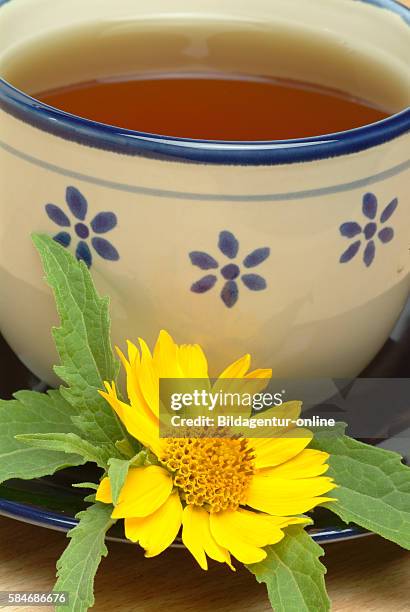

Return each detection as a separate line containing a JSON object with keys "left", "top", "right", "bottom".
{"left": 0, "top": 467, "right": 370, "bottom": 545}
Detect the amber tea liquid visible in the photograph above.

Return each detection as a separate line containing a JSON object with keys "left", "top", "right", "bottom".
{"left": 34, "top": 75, "right": 389, "bottom": 141}
{"left": 2, "top": 20, "right": 406, "bottom": 140}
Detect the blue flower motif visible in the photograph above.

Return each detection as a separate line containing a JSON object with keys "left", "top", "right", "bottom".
{"left": 339, "top": 193, "right": 397, "bottom": 268}
{"left": 190, "top": 231, "right": 270, "bottom": 308}
{"left": 45, "top": 186, "right": 119, "bottom": 267}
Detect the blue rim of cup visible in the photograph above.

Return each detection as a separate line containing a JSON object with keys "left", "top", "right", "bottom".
{"left": 0, "top": 0, "right": 409, "bottom": 165}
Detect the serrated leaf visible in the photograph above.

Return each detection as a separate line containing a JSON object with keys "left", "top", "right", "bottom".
{"left": 246, "top": 526, "right": 330, "bottom": 612}
{"left": 107, "top": 457, "right": 130, "bottom": 504}
{"left": 33, "top": 234, "right": 123, "bottom": 456}
{"left": 16, "top": 433, "right": 109, "bottom": 469}
{"left": 0, "top": 390, "right": 85, "bottom": 483}
{"left": 54, "top": 502, "right": 115, "bottom": 612}
{"left": 311, "top": 431, "right": 410, "bottom": 549}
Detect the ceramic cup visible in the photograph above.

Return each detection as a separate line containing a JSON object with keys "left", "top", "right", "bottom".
{"left": 0, "top": 0, "right": 409, "bottom": 385}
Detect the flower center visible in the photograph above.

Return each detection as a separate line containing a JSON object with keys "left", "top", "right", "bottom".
{"left": 162, "top": 438, "right": 255, "bottom": 513}
{"left": 364, "top": 222, "right": 377, "bottom": 240}
{"left": 75, "top": 222, "right": 90, "bottom": 239}
{"left": 221, "top": 263, "right": 240, "bottom": 280}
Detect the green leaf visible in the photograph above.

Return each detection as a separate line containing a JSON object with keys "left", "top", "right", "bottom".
{"left": 312, "top": 431, "right": 410, "bottom": 549}
{"left": 105, "top": 451, "right": 150, "bottom": 505}
{"left": 72, "top": 483, "right": 98, "bottom": 490}
{"left": 54, "top": 502, "right": 115, "bottom": 612}
{"left": 83, "top": 494, "right": 97, "bottom": 503}
{"left": 0, "top": 390, "right": 85, "bottom": 484}
{"left": 107, "top": 457, "right": 130, "bottom": 504}
{"left": 130, "top": 449, "right": 149, "bottom": 467}
{"left": 33, "top": 234, "right": 123, "bottom": 456}
{"left": 16, "top": 433, "right": 109, "bottom": 469}
{"left": 246, "top": 526, "right": 330, "bottom": 612}
{"left": 115, "top": 438, "right": 137, "bottom": 458}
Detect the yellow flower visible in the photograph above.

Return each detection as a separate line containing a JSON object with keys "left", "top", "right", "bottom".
{"left": 96, "top": 330, "right": 336, "bottom": 569}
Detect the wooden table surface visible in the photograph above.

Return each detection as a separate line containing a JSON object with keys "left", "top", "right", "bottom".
{"left": 0, "top": 516, "right": 409, "bottom": 611}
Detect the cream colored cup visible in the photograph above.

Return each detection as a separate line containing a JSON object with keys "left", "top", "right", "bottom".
{"left": 0, "top": 0, "right": 409, "bottom": 385}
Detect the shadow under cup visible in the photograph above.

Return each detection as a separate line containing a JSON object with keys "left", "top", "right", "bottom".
{"left": 0, "top": 0, "right": 409, "bottom": 386}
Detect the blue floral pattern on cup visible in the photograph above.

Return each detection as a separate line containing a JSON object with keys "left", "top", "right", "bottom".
{"left": 190, "top": 231, "right": 270, "bottom": 308}
{"left": 45, "top": 186, "right": 119, "bottom": 267}
{"left": 339, "top": 193, "right": 397, "bottom": 268}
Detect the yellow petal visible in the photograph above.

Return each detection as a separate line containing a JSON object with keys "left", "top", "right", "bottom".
{"left": 177, "top": 343, "right": 209, "bottom": 378}
{"left": 246, "top": 473, "right": 337, "bottom": 515}
{"left": 99, "top": 384, "right": 165, "bottom": 458}
{"left": 99, "top": 382, "right": 134, "bottom": 432}
{"left": 117, "top": 339, "right": 162, "bottom": 426}
{"left": 153, "top": 330, "right": 182, "bottom": 378}
{"left": 245, "top": 368, "right": 272, "bottom": 380}
{"left": 116, "top": 345, "right": 150, "bottom": 421}
{"left": 244, "top": 369, "right": 272, "bottom": 394}
{"left": 248, "top": 401, "right": 303, "bottom": 437}
{"left": 251, "top": 400, "right": 302, "bottom": 423}
{"left": 218, "top": 354, "right": 251, "bottom": 378}
{"left": 250, "top": 428, "right": 313, "bottom": 469}
{"left": 112, "top": 466, "right": 173, "bottom": 519}
{"left": 138, "top": 337, "right": 161, "bottom": 417}
{"left": 124, "top": 491, "right": 183, "bottom": 557}
{"left": 126, "top": 340, "right": 140, "bottom": 366}
{"left": 260, "top": 449, "right": 330, "bottom": 479}
{"left": 211, "top": 355, "right": 253, "bottom": 410}
{"left": 124, "top": 411, "right": 166, "bottom": 459}
{"left": 95, "top": 477, "right": 112, "bottom": 504}
{"left": 116, "top": 345, "right": 131, "bottom": 371}
{"left": 210, "top": 509, "right": 296, "bottom": 564}
{"left": 182, "top": 505, "right": 233, "bottom": 571}
{"left": 242, "top": 368, "right": 273, "bottom": 395}
{"left": 213, "top": 357, "right": 271, "bottom": 409}
{"left": 267, "top": 515, "right": 311, "bottom": 529}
